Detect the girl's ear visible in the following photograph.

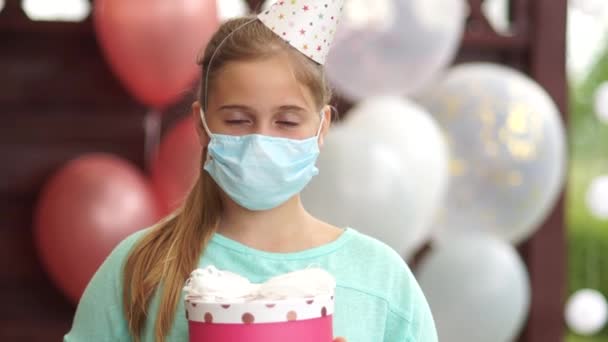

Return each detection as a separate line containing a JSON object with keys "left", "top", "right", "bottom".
{"left": 192, "top": 101, "right": 210, "bottom": 148}
{"left": 318, "top": 105, "right": 333, "bottom": 148}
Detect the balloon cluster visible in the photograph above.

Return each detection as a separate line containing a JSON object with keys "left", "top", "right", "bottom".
{"left": 298, "top": 1, "right": 568, "bottom": 341}
{"left": 301, "top": 61, "right": 568, "bottom": 341}
{"left": 35, "top": 117, "right": 201, "bottom": 303}
{"left": 34, "top": 0, "right": 217, "bottom": 303}
{"left": 411, "top": 63, "right": 566, "bottom": 341}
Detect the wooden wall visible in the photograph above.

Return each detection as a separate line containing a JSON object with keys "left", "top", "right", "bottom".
{"left": 0, "top": 0, "right": 567, "bottom": 340}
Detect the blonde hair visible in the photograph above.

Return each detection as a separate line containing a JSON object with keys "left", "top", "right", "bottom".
{"left": 122, "top": 16, "right": 332, "bottom": 341}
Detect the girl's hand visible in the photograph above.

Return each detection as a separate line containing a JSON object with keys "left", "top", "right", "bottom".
{"left": 334, "top": 338, "right": 347, "bottom": 342}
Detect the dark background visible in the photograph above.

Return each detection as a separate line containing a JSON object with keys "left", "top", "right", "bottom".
{"left": 0, "top": 0, "right": 567, "bottom": 340}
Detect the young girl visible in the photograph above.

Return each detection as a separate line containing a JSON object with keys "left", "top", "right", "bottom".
{"left": 64, "top": 6, "right": 437, "bottom": 342}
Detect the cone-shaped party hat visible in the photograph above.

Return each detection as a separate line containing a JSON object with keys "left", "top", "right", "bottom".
{"left": 258, "top": 0, "right": 344, "bottom": 65}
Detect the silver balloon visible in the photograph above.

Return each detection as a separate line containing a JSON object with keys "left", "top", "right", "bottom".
{"left": 416, "top": 234, "right": 531, "bottom": 342}
{"left": 326, "top": 0, "right": 466, "bottom": 100}
{"left": 418, "top": 63, "right": 567, "bottom": 244}
{"left": 303, "top": 97, "right": 448, "bottom": 258}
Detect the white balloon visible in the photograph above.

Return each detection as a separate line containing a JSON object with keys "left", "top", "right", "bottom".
{"left": 594, "top": 82, "right": 608, "bottom": 124}
{"left": 417, "top": 234, "right": 531, "bottom": 342}
{"left": 216, "top": 0, "right": 249, "bottom": 22}
{"left": 418, "top": 63, "right": 568, "bottom": 244}
{"left": 23, "top": 0, "right": 90, "bottom": 22}
{"left": 586, "top": 175, "right": 608, "bottom": 220}
{"left": 566, "top": 289, "right": 608, "bottom": 336}
{"left": 342, "top": 0, "right": 396, "bottom": 32}
{"left": 326, "top": 0, "right": 466, "bottom": 100}
{"left": 303, "top": 97, "right": 448, "bottom": 258}
{"left": 482, "top": 0, "right": 511, "bottom": 34}
{"left": 571, "top": 0, "right": 608, "bottom": 15}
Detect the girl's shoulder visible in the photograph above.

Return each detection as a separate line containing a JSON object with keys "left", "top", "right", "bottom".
{"left": 338, "top": 228, "right": 409, "bottom": 270}
{"left": 63, "top": 228, "right": 152, "bottom": 342}
{"left": 112, "top": 228, "right": 151, "bottom": 259}
{"left": 334, "top": 228, "right": 425, "bottom": 315}
{"left": 335, "top": 229, "right": 438, "bottom": 340}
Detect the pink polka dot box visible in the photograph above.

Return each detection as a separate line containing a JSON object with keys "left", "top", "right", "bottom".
{"left": 184, "top": 266, "right": 336, "bottom": 342}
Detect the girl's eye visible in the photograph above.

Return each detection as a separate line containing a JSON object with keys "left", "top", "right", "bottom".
{"left": 225, "top": 119, "right": 250, "bottom": 125}
{"left": 277, "top": 121, "right": 299, "bottom": 127}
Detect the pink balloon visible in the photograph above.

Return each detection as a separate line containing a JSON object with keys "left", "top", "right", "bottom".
{"left": 151, "top": 116, "right": 202, "bottom": 213}
{"left": 34, "top": 154, "right": 160, "bottom": 303}
{"left": 94, "top": 0, "right": 219, "bottom": 109}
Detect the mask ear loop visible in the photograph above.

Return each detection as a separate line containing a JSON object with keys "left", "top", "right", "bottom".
{"left": 199, "top": 108, "right": 214, "bottom": 138}
{"left": 316, "top": 104, "right": 338, "bottom": 138}
{"left": 199, "top": 108, "right": 215, "bottom": 164}
{"left": 315, "top": 109, "right": 326, "bottom": 138}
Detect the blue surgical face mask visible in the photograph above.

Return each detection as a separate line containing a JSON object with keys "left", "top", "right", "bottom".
{"left": 200, "top": 108, "right": 324, "bottom": 211}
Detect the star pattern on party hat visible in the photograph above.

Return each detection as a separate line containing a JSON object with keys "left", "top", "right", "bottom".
{"left": 258, "top": 0, "right": 344, "bottom": 65}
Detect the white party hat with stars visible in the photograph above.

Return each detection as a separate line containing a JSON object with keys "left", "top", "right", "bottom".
{"left": 258, "top": 0, "right": 344, "bottom": 65}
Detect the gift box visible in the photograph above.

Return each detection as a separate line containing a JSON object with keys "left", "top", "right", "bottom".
{"left": 184, "top": 266, "right": 335, "bottom": 342}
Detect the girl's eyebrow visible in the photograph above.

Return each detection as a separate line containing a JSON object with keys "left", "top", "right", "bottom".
{"left": 217, "top": 104, "right": 308, "bottom": 113}
{"left": 275, "top": 105, "right": 307, "bottom": 113}
{"left": 218, "top": 104, "right": 255, "bottom": 113}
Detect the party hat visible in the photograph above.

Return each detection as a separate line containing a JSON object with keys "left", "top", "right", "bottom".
{"left": 258, "top": 0, "right": 344, "bottom": 65}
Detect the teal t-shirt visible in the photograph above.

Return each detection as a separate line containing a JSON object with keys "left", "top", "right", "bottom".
{"left": 64, "top": 227, "right": 437, "bottom": 342}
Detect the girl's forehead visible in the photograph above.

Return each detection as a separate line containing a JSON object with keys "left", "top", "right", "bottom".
{"left": 210, "top": 55, "right": 316, "bottom": 110}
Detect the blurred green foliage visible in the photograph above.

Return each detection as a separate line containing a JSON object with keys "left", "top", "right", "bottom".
{"left": 566, "top": 41, "right": 608, "bottom": 341}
